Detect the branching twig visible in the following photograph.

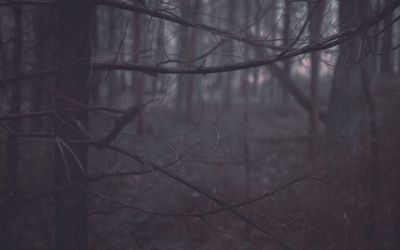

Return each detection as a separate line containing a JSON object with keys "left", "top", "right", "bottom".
{"left": 98, "top": 102, "right": 150, "bottom": 147}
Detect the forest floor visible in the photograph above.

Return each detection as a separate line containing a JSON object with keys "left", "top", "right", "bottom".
{"left": 14, "top": 88, "right": 400, "bottom": 249}
{"left": 86, "top": 102, "right": 330, "bottom": 250}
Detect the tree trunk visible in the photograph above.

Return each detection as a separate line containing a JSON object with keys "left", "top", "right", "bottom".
{"left": 107, "top": 8, "right": 118, "bottom": 106}
{"left": 308, "top": 0, "right": 325, "bottom": 158}
{"left": 1, "top": 5, "right": 22, "bottom": 250}
{"left": 326, "top": 0, "right": 377, "bottom": 248}
{"left": 90, "top": 6, "right": 100, "bottom": 106}
{"left": 152, "top": 18, "right": 165, "bottom": 98}
{"left": 380, "top": 0, "right": 394, "bottom": 77}
{"left": 176, "top": 0, "right": 198, "bottom": 121}
{"left": 281, "top": 0, "right": 292, "bottom": 110}
{"left": 185, "top": 0, "right": 201, "bottom": 122}
{"left": 176, "top": 0, "right": 188, "bottom": 115}
{"left": 0, "top": 13, "right": 9, "bottom": 78}
{"left": 33, "top": 6, "right": 56, "bottom": 131}
{"left": 222, "top": 0, "right": 237, "bottom": 110}
{"left": 54, "top": 0, "right": 91, "bottom": 249}
{"left": 133, "top": 12, "right": 144, "bottom": 133}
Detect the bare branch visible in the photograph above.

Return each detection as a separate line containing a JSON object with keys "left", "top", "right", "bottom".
{"left": 98, "top": 102, "right": 149, "bottom": 147}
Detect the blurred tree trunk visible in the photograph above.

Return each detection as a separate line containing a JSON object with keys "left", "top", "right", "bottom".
{"left": 0, "top": 14, "right": 8, "bottom": 79}
{"left": 1, "top": 5, "right": 22, "bottom": 250}
{"left": 185, "top": 0, "right": 201, "bottom": 122}
{"left": 380, "top": 0, "right": 394, "bottom": 77}
{"left": 211, "top": 2, "right": 224, "bottom": 103}
{"left": 152, "top": 18, "right": 164, "bottom": 98}
{"left": 33, "top": 6, "right": 56, "bottom": 130}
{"left": 175, "top": 0, "right": 199, "bottom": 121}
{"left": 54, "top": 0, "right": 91, "bottom": 249}
{"left": 222, "top": 0, "right": 237, "bottom": 110}
{"left": 264, "top": 1, "right": 277, "bottom": 108}
{"left": 308, "top": 0, "right": 325, "bottom": 159}
{"left": 176, "top": 0, "right": 189, "bottom": 116}
{"left": 326, "top": 0, "right": 378, "bottom": 248}
{"left": 90, "top": 6, "right": 100, "bottom": 106}
{"left": 107, "top": 8, "right": 118, "bottom": 106}
{"left": 372, "top": 0, "right": 381, "bottom": 74}
{"left": 242, "top": 0, "right": 252, "bottom": 200}
{"left": 281, "top": 0, "right": 292, "bottom": 110}
{"left": 133, "top": 12, "right": 144, "bottom": 133}
{"left": 368, "top": 2, "right": 399, "bottom": 248}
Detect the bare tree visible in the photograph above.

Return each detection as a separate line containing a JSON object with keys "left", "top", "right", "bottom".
{"left": 0, "top": 0, "right": 399, "bottom": 249}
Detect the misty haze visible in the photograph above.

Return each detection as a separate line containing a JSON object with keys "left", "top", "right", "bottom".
{"left": 0, "top": 0, "right": 400, "bottom": 249}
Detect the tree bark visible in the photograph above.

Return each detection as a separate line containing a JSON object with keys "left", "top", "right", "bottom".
{"left": 33, "top": 6, "right": 56, "bottom": 130}
{"left": 1, "top": 5, "right": 22, "bottom": 250}
{"left": 107, "top": 8, "right": 118, "bottom": 106}
{"left": 222, "top": 0, "right": 237, "bottom": 110}
{"left": 326, "top": 0, "right": 377, "bottom": 248}
{"left": 308, "top": 0, "right": 325, "bottom": 158}
{"left": 54, "top": 0, "right": 91, "bottom": 249}
{"left": 176, "top": 0, "right": 198, "bottom": 121}
{"left": 133, "top": 11, "right": 144, "bottom": 133}
{"left": 380, "top": 0, "right": 394, "bottom": 77}
{"left": 185, "top": 0, "right": 201, "bottom": 122}
{"left": 281, "top": 0, "right": 292, "bottom": 109}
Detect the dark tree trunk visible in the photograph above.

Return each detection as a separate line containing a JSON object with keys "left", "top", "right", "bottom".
{"left": 222, "top": 0, "right": 237, "bottom": 110}
{"left": 326, "top": 0, "right": 378, "bottom": 248}
{"left": 176, "top": 0, "right": 196, "bottom": 120}
{"left": 1, "top": 5, "right": 22, "bottom": 250}
{"left": 90, "top": 6, "right": 100, "bottom": 106}
{"left": 308, "top": 0, "right": 325, "bottom": 158}
{"left": 133, "top": 12, "right": 144, "bottom": 133}
{"left": 152, "top": 18, "right": 165, "bottom": 98}
{"left": 0, "top": 13, "right": 9, "bottom": 81}
{"left": 185, "top": 0, "right": 201, "bottom": 122}
{"left": 54, "top": 1, "right": 91, "bottom": 249}
{"left": 176, "top": 0, "right": 188, "bottom": 115}
{"left": 107, "top": 8, "right": 118, "bottom": 106}
{"left": 371, "top": 0, "right": 381, "bottom": 75}
{"left": 33, "top": 6, "right": 56, "bottom": 131}
{"left": 242, "top": 0, "right": 252, "bottom": 200}
{"left": 263, "top": 0, "right": 277, "bottom": 108}
{"left": 281, "top": 0, "right": 292, "bottom": 109}
{"left": 380, "top": 0, "right": 394, "bottom": 77}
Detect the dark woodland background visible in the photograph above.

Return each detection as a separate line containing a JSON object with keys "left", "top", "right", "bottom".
{"left": 0, "top": 0, "right": 400, "bottom": 249}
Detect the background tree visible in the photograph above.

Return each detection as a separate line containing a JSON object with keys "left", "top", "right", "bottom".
{"left": 308, "top": 0, "right": 325, "bottom": 158}
{"left": 326, "top": 0, "right": 381, "bottom": 248}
